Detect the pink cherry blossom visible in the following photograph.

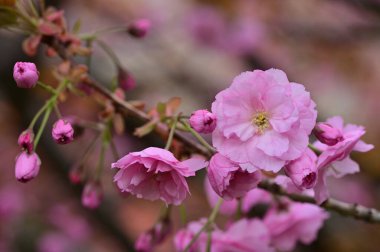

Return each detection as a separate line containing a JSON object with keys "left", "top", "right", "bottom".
{"left": 135, "top": 219, "right": 171, "bottom": 252}
{"left": 313, "top": 116, "right": 374, "bottom": 204}
{"left": 264, "top": 202, "right": 329, "bottom": 251}
{"left": 212, "top": 69, "right": 317, "bottom": 173}
{"left": 13, "top": 62, "right": 39, "bottom": 88}
{"left": 15, "top": 151, "right": 41, "bottom": 183}
{"left": 52, "top": 119, "right": 74, "bottom": 144}
{"left": 189, "top": 109, "right": 217, "bottom": 134}
{"left": 112, "top": 147, "right": 207, "bottom": 205}
{"left": 207, "top": 153, "right": 261, "bottom": 200}
{"left": 285, "top": 148, "right": 318, "bottom": 190}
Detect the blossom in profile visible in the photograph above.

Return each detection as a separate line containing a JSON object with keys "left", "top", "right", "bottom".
{"left": 112, "top": 147, "right": 207, "bottom": 205}
{"left": 207, "top": 153, "right": 261, "bottom": 200}
{"left": 15, "top": 151, "right": 41, "bottom": 183}
{"left": 212, "top": 69, "right": 317, "bottom": 173}
{"left": 52, "top": 119, "right": 74, "bottom": 144}
{"left": 264, "top": 202, "right": 329, "bottom": 251}
{"left": 314, "top": 122, "right": 343, "bottom": 146}
{"left": 285, "top": 148, "right": 318, "bottom": 190}
{"left": 313, "top": 116, "right": 374, "bottom": 203}
{"left": 189, "top": 109, "right": 217, "bottom": 134}
{"left": 13, "top": 62, "right": 39, "bottom": 88}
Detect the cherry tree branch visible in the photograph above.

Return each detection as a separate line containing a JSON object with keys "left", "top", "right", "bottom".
{"left": 43, "top": 37, "right": 380, "bottom": 224}
{"left": 86, "top": 79, "right": 380, "bottom": 224}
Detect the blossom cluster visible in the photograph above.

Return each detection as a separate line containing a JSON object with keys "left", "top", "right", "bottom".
{"left": 109, "top": 69, "right": 373, "bottom": 251}
{"left": 7, "top": 3, "right": 375, "bottom": 251}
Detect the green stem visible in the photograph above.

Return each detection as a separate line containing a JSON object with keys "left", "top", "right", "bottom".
{"left": 165, "top": 115, "right": 179, "bottom": 150}
{"left": 96, "top": 39, "right": 122, "bottom": 67}
{"left": 37, "top": 81, "right": 57, "bottom": 94}
{"left": 183, "top": 198, "right": 223, "bottom": 252}
{"left": 308, "top": 143, "right": 322, "bottom": 155}
{"left": 110, "top": 138, "right": 120, "bottom": 160}
{"left": 179, "top": 204, "right": 187, "bottom": 226}
{"left": 33, "top": 106, "right": 52, "bottom": 149}
{"left": 206, "top": 230, "right": 212, "bottom": 252}
{"left": 28, "top": 99, "right": 51, "bottom": 129}
{"left": 95, "top": 142, "right": 106, "bottom": 180}
{"left": 80, "top": 26, "right": 127, "bottom": 41}
{"left": 180, "top": 120, "right": 215, "bottom": 153}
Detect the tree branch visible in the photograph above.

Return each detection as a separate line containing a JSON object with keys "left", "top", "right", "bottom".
{"left": 43, "top": 36, "right": 380, "bottom": 224}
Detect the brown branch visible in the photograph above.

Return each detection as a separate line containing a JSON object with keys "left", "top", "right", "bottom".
{"left": 87, "top": 78, "right": 380, "bottom": 224}
{"left": 42, "top": 36, "right": 380, "bottom": 224}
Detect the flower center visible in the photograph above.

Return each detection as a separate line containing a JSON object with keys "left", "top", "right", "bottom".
{"left": 253, "top": 112, "right": 269, "bottom": 134}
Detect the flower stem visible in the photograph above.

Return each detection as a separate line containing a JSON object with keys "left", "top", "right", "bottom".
{"left": 183, "top": 198, "right": 223, "bottom": 252}
{"left": 165, "top": 115, "right": 179, "bottom": 150}
{"left": 308, "top": 143, "right": 322, "bottom": 155}
{"left": 37, "top": 81, "right": 57, "bottom": 94}
{"left": 33, "top": 105, "right": 52, "bottom": 149}
{"left": 179, "top": 204, "right": 187, "bottom": 226}
{"left": 180, "top": 120, "right": 215, "bottom": 153}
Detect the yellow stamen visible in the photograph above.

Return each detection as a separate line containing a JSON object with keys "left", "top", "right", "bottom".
{"left": 253, "top": 112, "right": 269, "bottom": 134}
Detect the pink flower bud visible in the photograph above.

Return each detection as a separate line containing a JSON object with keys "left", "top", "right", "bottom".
{"left": 128, "top": 19, "right": 151, "bottom": 38}
{"left": 314, "top": 122, "right": 343, "bottom": 146}
{"left": 18, "top": 130, "right": 34, "bottom": 153}
{"left": 15, "top": 152, "right": 41, "bottom": 183}
{"left": 117, "top": 68, "right": 136, "bottom": 91}
{"left": 13, "top": 62, "right": 39, "bottom": 88}
{"left": 81, "top": 181, "right": 103, "bottom": 209}
{"left": 285, "top": 148, "right": 318, "bottom": 190}
{"left": 69, "top": 169, "right": 82, "bottom": 185}
{"left": 52, "top": 119, "right": 74, "bottom": 144}
{"left": 189, "top": 109, "right": 217, "bottom": 134}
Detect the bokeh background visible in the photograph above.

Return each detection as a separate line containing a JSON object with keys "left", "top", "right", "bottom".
{"left": 1, "top": 0, "right": 380, "bottom": 251}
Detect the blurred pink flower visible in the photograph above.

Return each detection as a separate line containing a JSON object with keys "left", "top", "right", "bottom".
{"left": 15, "top": 151, "right": 41, "bottom": 183}
{"left": 285, "top": 148, "right": 318, "bottom": 190}
{"left": 264, "top": 202, "right": 329, "bottom": 251}
{"left": 38, "top": 232, "right": 73, "bottom": 252}
{"left": 212, "top": 69, "right": 317, "bottom": 172}
{"left": 174, "top": 219, "right": 211, "bottom": 252}
{"left": 135, "top": 218, "right": 171, "bottom": 252}
{"left": 13, "top": 62, "right": 39, "bottom": 88}
{"left": 81, "top": 181, "right": 103, "bottom": 209}
{"left": 189, "top": 109, "right": 217, "bottom": 134}
{"left": 207, "top": 153, "right": 261, "bottom": 200}
{"left": 128, "top": 18, "right": 151, "bottom": 38}
{"left": 0, "top": 185, "right": 24, "bottom": 219}
{"left": 204, "top": 178, "right": 271, "bottom": 216}
{"left": 314, "top": 116, "right": 374, "bottom": 203}
{"left": 213, "top": 219, "right": 273, "bottom": 252}
{"left": 112, "top": 147, "right": 207, "bottom": 205}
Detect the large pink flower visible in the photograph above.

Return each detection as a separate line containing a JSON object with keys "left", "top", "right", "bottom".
{"left": 313, "top": 116, "right": 373, "bottom": 203}
{"left": 112, "top": 147, "right": 206, "bottom": 205}
{"left": 212, "top": 69, "right": 317, "bottom": 172}
{"left": 207, "top": 153, "right": 262, "bottom": 200}
{"left": 264, "top": 202, "right": 329, "bottom": 251}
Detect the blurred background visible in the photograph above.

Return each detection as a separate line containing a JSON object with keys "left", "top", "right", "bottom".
{"left": 1, "top": 0, "right": 380, "bottom": 251}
